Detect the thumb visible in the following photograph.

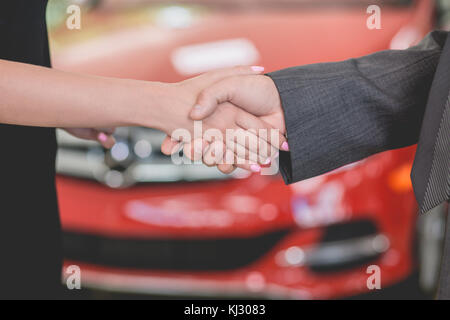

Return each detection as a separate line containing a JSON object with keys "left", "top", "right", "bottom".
{"left": 190, "top": 78, "right": 237, "bottom": 120}
{"left": 190, "top": 65, "right": 264, "bottom": 120}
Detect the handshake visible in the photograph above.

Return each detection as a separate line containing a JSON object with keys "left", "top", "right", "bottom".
{"left": 159, "top": 66, "right": 289, "bottom": 174}
{"left": 65, "top": 66, "right": 289, "bottom": 174}
{"left": 77, "top": 66, "right": 289, "bottom": 175}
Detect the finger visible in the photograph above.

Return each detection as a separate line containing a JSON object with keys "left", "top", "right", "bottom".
{"left": 236, "top": 111, "right": 286, "bottom": 155}
{"left": 203, "top": 140, "right": 225, "bottom": 167}
{"left": 217, "top": 163, "right": 236, "bottom": 174}
{"left": 103, "top": 136, "right": 116, "bottom": 149}
{"left": 222, "top": 124, "right": 273, "bottom": 165}
{"left": 221, "top": 147, "right": 262, "bottom": 173}
{"left": 69, "top": 128, "right": 98, "bottom": 140}
{"left": 97, "top": 131, "right": 116, "bottom": 149}
{"left": 239, "top": 148, "right": 281, "bottom": 172}
{"left": 235, "top": 162, "right": 262, "bottom": 173}
{"left": 183, "top": 138, "right": 209, "bottom": 162}
{"left": 224, "top": 132, "right": 267, "bottom": 164}
{"left": 202, "top": 138, "right": 268, "bottom": 175}
{"left": 182, "top": 141, "right": 195, "bottom": 161}
{"left": 205, "top": 141, "right": 270, "bottom": 174}
{"left": 161, "top": 136, "right": 182, "bottom": 155}
{"left": 194, "top": 138, "right": 210, "bottom": 162}
{"left": 203, "top": 140, "right": 257, "bottom": 169}
{"left": 214, "top": 147, "right": 267, "bottom": 174}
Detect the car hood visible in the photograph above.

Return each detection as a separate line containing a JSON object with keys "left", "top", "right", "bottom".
{"left": 52, "top": 4, "right": 416, "bottom": 81}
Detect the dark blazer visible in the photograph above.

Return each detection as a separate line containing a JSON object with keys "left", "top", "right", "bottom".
{"left": 268, "top": 30, "right": 450, "bottom": 299}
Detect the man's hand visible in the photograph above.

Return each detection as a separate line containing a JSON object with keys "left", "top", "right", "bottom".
{"left": 192, "top": 75, "right": 285, "bottom": 132}
{"left": 158, "top": 67, "right": 286, "bottom": 168}
{"left": 161, "top": 74, "right": 288, "bottom": 173}
{"left": 63, "top": 127, "right": 116, "bottom": 149}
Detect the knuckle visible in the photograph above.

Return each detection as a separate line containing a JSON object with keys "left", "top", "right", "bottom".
{"left": 198, "top": 89, "right": 212, "bottom": 104}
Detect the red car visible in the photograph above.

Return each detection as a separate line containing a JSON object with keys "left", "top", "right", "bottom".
{"left": 52, "top": 0, "right": 445, "bottom": 299}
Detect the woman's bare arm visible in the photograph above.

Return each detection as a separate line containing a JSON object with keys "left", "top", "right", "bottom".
{"left": 0, "top": 60, "right": 276, "bottom": 164}
{"left": 0, "top": 59, "right": 164, "bottom": 129}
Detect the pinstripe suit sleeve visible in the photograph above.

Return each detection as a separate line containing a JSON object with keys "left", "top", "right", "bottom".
{"left": 267, "top": 30, "right": 448, "bottom": 185}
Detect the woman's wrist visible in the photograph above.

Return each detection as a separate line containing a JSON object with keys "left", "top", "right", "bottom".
{"left": 119, "top": 79, "right": 171, "bottom": 130}
{"left": 128, "top": 80, "right": 194, "bottom": 135}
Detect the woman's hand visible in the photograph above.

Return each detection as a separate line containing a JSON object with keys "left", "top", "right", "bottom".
{"left": 63, "top": 127, "right": 116, "bottom": 149}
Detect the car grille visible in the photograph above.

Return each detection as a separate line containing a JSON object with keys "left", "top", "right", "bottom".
{"left": 56, "top": 127, "right": 249, "bottom": 187}
{"left": 63, "top": 229, "right": 290, "bottom": 271}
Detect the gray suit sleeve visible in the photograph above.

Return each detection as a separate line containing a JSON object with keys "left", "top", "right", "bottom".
{"left": 267, "top": 30, "right": 448, "bottom": 184}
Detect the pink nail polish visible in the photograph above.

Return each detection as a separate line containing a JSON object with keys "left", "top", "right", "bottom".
{"left": 98, "top": 132, "right": 108, "bottom": 142}
{"left": 250, "top": 164, "right": 261, "bottom": 172}
{"left": 281, "top": 142, "right": 289, "bottom": 151}
{"left": 251, "top": 66, "right": 265, "bottom": 72}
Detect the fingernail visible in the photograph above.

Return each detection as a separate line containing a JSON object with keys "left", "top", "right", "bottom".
{"left": 251, "top": 66, "right": 265, "bottom": 72}
{"left": 263, "top": 158, "right": 271, "bottom": 165}
{"left": 281, "top": 142, "right": 289, "bottom": 151}
{"left": 250, "top": 164, "right": 261, "bottom": 172}
{"left": 98, "top": 132, "right": 108, "bottom": 143}
{"left": 192, "top": 105, "right": 203, "bottom": 113}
